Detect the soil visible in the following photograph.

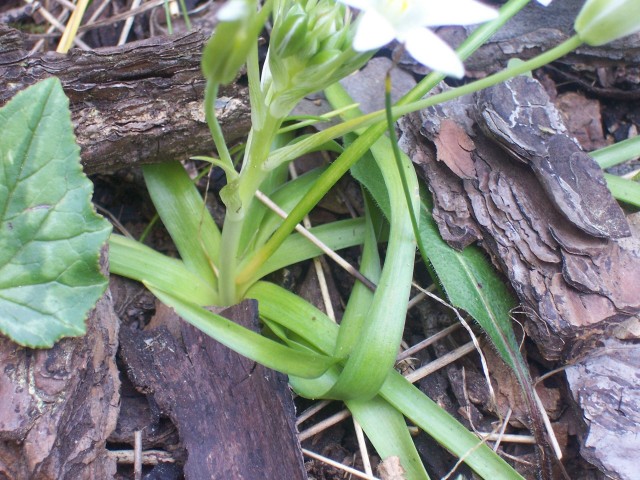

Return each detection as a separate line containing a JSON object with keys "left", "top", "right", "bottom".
{"left": 1, "top": 1, "right": 639, "bottom": 480}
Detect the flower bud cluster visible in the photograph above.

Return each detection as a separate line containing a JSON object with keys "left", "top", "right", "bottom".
{"left": 263, "top": 0, "right": 371, "bottom": 117}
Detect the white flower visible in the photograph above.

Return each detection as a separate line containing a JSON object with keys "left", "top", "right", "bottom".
{"left": 337, "top": 0, "right": 499, "bottom": 77}
{"left": 537, "top": 0, "right": 553, "bottom": 6}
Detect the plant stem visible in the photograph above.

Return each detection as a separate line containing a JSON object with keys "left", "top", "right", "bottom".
{"left": 237, "top": 0, "right": 550, "bottom": 284}
{"left": 266, "top": 34, "right": 583, "bottom": 170}
{"left": 218, "top": 113, "right": 283, "bottom": 304}
{"left": 204, "top": 81, "right": 237, "bottom": 182}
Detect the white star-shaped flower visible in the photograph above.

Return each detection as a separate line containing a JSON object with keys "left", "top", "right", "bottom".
{"left": 337, "top": 0, "right": 500, "bottom": 77}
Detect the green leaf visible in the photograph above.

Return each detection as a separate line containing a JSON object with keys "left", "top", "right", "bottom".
{"left": 417, "top": 189, "right": 520, "bottom": 364}
{"left": 591, "top": 134, "right": 640, "bottom": 169}
{"left": 381, "top": 371, "right": 524, "bottom": 480}
{"left": 348, "top": 396, "right": 430, "bottom": 480}
{"left": 603, "top": 173, "right": 640, "bottom": 207}
{"left": 149, "top": 284, "right": 336, "bottom": 378}
{"left": 109, "top": 234, "right": 218, "bottom": 306}
{"left": 252, "top": 282, "right": 522, "bottom": 480}
{"left": 251, "top": 218, "right": 367, "bottom": 281}
{"left": 143, "top": 162, "right": 220, "bottom": 287}
{"left": 0, "top": 78, "right": 111, "bottom": 347}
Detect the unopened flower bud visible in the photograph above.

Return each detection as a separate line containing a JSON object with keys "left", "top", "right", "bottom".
{"left": 201, "top": 0, "right": 268, "bottom": 85}
{"left": 575, "top": 0, "right": 640, "bottom": 46}
{"left": 263, "top": 0, "right": 371, "bottom": 117}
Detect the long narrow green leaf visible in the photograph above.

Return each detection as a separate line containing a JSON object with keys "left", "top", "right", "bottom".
{"left": 143, "top": 162, "right": 220, "bottom": 286}
{"left": 381, "top": 372, "right": 524, "bottom": 480}
{"left": 149, "top": 284, "right": 337, "bottom": 378}
{"left": 351, "top": 141, "right": 529, "bottom": 396}
{"left": 109, "top": 234, "right": 218, "bottom": 306}
{"left": 250, "top": 218, "right": 366, "bottom": 283}
{"left": 591, "top": 135, "right": 640, "bottom": 169}
{"left": 247, "top": 281, "right": 338, "bottom": 354}
{"left": 348, "top": 397, "right": 430, "bottom": 480}
{"left": 252, "top": 166, "right": 326, "bottom": 249}
{"left": 322, "top": 85, "right": 418, "bottom": 401}
{"left": 603, "top": 173, "right": 640, "bottom": 207}
{"left": 417, "top": 190, "right": 521, "bottom": 368}
{"left": 334, "top": 194, "right": 381, "bottom": 358}
{"left": 252, "top": 282, "right": 522, "bottom": 479}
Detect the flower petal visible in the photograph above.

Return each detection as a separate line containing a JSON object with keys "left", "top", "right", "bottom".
{"left": 419, "top": 0, "right": 498, "bottom": 26}
{"left": 335, "top": 0, "right": 372, "bottom": 11}
{"left": 404, "top": 27, "right": 465, "bottom": 78}
{"left": 352, "top": 10, "right": 397, "bottom": 52}
{"left": 217, "top": 0, "right": 248, "bottom": 21}
{"left": 537, "top": 0, "right": 553, "bottom": 5}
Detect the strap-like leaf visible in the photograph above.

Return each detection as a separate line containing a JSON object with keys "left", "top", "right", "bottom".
{"left": 143, "top": 162, "right": 220, "bottom": 286}
{"left": 149, "top": 284, "right": 336, "bottom": 378}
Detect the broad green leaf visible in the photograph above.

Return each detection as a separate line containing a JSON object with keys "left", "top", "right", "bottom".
{"left": 0, "top": 78, "right": 111, "bottom": 347}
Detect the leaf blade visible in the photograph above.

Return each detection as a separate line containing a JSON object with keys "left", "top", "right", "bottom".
{"left": 0, "top": 78, "right": 111, "bottom": 347}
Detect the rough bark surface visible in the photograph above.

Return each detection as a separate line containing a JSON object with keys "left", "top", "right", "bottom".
{"left": 565, "top": 337, "right": 640, "bottom": 480}
{"left": 0, "top": 252, "right": 120, "bottom": 480}
{"left": 399, "top": 76, "right": 640, "bottom": 362}
{"left": 436, "top": 0, "right": 640, "bottom": 95}
{"left": 0, "top": 25, "right": 251, "bottom": 174}
{"left": 118, "top": 299, "right": 307, "bottom": 480}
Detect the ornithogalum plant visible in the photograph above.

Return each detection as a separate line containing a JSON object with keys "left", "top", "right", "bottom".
{"left": 106, "top": 0, "right": 640, "bottom": 478}
{"left": 4, "top": 0, "right": 640, "bottom": 479}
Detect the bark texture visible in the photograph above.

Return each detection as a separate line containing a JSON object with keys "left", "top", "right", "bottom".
{"left": 0, "top": 252, "right": 120, "bottom": 480}
{"left": 399, "top": 76, "right": 640, "bottom": 362}
{"left": 0, "top": 25, "right": 251, "bottom": 174}
{"left": 118, "top": 300, "right": 307, "bottom": 480}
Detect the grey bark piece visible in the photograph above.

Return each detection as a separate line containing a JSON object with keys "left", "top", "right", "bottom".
{"left": 0, "top": 252, "right": 120, "bottom": 479}
{"left": 476, "top": 76, "right": 631, "bottom": 239}
{"left": 401, "top": 78, "right": 640, "bottom": 361}
{"left": 565, "top": 338, "right": 640, "bottom": 480}
{"left": 0, "top": 26, "right": 251, "bottom": 175}
{"left": 436, "top": 0, "right": 640, "bottom": 77}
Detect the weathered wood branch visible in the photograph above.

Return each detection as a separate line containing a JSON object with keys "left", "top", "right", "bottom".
{"left": 0, "top": 25, "right": 251, "bottom": 174}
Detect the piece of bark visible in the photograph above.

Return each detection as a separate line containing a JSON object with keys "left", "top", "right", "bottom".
{"left": 400, "top": 77, "right": 640, "bottom": 361}
{"left": 476, "top": 76, "right": 630, "bottom": 239}
{"left": 0, "top": 25, "right": 251, "bottom": 174}
{"left": 565, "top": 337, "right": 640, "bottom": 480}
{"left": 433, "top": 0, "right": 640, "bottom": 86}
{"left": 554, "top": 92, "right": 608, "bottom": 151}
{"left": 0, "top": 251, "right": 121, "bottom": 479}
{"left": 118, "top": 299, "right": 306, "bottom": 480}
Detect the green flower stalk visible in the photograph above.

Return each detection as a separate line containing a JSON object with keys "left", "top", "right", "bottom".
{"left": 575, "top": 0, "right": 640, "bottom": 46}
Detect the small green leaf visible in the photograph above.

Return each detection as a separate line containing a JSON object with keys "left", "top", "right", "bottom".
{"left": 0, "top": 78, "right": 111, "bottom": 347}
